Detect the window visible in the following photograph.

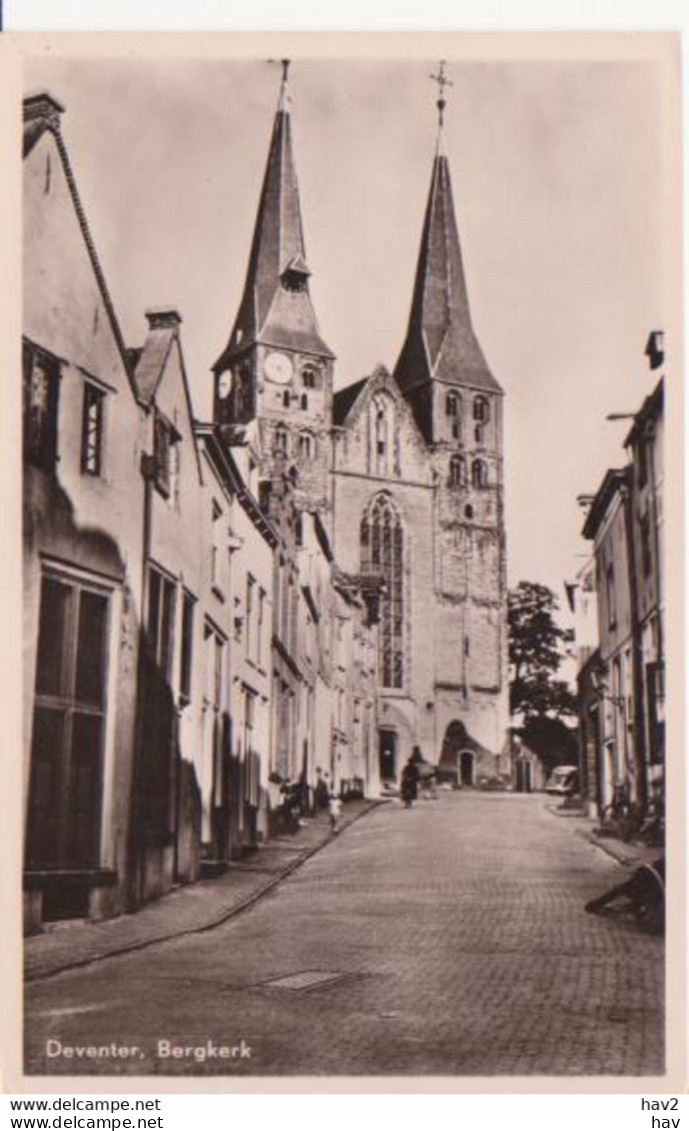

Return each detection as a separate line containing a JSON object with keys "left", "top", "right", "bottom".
{"left": 606, "top": 562, "right": 617, "bottom": 630}
{"left": 211, "top": 500, "right": 222, "bottom": 593}
{"left": 275, "top": 425, "right": 289, "bottom": 455}
{"left": 246, "top": 575, "right": 255, "bottom": 661}
{"left": 179, "top": 591, "right": 195, "bottom": 705}
{"left": 148, "top": 567, "right": 176, "bottom": 681}
{"left": 153, "top": 412, "right": 174, "bottom": 497}
{"left": 471, "top": 459, "right": 488, "bottom": 489}
{"left": 26, "top": 571, "right": 110, "bottom": 869}
{"left": 372, "top": 394, "right": 394, "bottom": 476}
{"left": 449, "top": 454, "right": 466, "bottom": 489}
{"left": 298, "top": 431, "right": 314, "bottom": 460}
{"left": 360, "top": 494, "right": 404, "bottom": 689}
{"left": 283, "top": 390, "right": 290, "bottom": 409}
{"left": 301, "top": 393, "right": 308, "bottom": 411}
{"left": 257, "top": 589, "right": 265, "bottom": 666}
{"left": 474, "top": 396, "right": 489, "bottom": 443}
{"left": 641, "top": 512, "right": 652, "bottom": 578}
{"left": 302, "top": 365, "right": 319, "bottom": 389}
{"left": 23, "top": 341, "right": 60, "bottom": 471}
{"left": 81, "top": 383, "right": 105, "bottom": 476}
{"left": 446, "top": 392, "right": 459, "bottom": 417}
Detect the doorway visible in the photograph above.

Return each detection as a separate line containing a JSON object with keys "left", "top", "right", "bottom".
{"left": 459, "top": 749, "right": 475, "bottom": 786}
{"left": 516, "top": 758, "right": 532, "bottom": 793}
{"left": 378, "top": 728, "right": 397, "bottom": 784}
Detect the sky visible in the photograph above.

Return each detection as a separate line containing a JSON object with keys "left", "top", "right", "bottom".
{"left": 25, "top": 54, "right": 669, "bottom": 607}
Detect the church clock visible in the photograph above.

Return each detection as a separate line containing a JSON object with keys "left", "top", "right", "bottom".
{"left": 263, "top": 351, "right": 293, "bottom": 385}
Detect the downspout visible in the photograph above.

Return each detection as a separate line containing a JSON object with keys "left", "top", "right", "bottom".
{"left": 622, "top": 481, "right": 648, "bottom": 815}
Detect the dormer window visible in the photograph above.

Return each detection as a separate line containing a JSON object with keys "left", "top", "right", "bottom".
{"left": 281, "top": 253, "right": 311, "bottom": 294}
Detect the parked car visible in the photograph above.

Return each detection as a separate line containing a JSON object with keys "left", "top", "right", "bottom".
{"left": 545, "top": 766, "right": 579, "bottom": 795}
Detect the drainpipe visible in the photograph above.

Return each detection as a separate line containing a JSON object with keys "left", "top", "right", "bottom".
{"left": 621, "top": 482, "right": 648, "bottom": 815}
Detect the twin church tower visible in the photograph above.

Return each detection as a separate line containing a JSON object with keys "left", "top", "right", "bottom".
{"left": 212, "top": 63, "right": 509, "bottom": 780}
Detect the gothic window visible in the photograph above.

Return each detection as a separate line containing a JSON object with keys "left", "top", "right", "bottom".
{"left": 360, "top": 495, "right": 404, "bottom": 690}
{"left": 473, "top": 395, "right": 490, "bottom": 443}
{"left": 372, "top": 393, "right": 396, "bottom": 477}
{"left": 446, "top": 392, "right": 461, "bottom": 440}
{"left": 301, "top": 365, "right": 319, "bottom": 389}
{"left": 449, "top": 455, "right": 467, "bottom": 489}
{"left": 274, "top": 425, "right": 289, "bottom": 456}
{"left": 471, "top": 458, "right": 488, "bottom": 489}
{"left": 298, "top": 431, "right": 314, "bottom": 461}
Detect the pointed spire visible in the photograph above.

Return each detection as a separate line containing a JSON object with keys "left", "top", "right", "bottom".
{"left": 394, "top": 66, "right": 500, "bottom": 399}
{"left": 214, "top": 62, "right": 332, "bottom": 372}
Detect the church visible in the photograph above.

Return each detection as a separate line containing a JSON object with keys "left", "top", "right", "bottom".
{"left": 212, "top": 64, "right": 510, "bottom": 789}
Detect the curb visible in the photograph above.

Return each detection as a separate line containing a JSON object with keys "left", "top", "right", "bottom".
{"left": 574, "top": 826, "right": 645, "bottom": 869}
{"left": 26, "top": 799, "right": 384, "bottom": 984}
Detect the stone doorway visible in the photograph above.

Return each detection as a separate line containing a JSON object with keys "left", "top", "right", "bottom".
{"left": 378, "top": 728, "right": 397, "bottom": 784}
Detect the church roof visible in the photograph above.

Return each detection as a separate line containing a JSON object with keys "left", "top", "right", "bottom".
{"left": 332, "top": 377, "right": 368, "bottom": 425}
{"left": 214, "top": 83, "right": 333, "bottom": 372}
{"left": 394, "top": 152, "right": 501, "bottom": 396}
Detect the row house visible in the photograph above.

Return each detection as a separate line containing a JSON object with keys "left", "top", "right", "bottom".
{"left": 22, "top": 93, "right": 146, "bottom": 930}
{"left": 22, "top": 91, "right": 382, "bottom": 934}
{"left": 575, "top": 334, "right": 665, "bottom": 819}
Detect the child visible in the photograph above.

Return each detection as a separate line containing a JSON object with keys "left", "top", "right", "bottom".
{"left": 328, "top": 792, "right": 343, "bottom": 833}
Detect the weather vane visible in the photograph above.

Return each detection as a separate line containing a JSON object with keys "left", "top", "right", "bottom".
{"left": 430, "top": 60, "right": 453, "bottom": 130}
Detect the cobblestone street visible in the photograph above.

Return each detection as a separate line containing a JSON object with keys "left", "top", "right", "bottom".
{"left": 25, "top": 793, "right": 664, "bottom": 1078}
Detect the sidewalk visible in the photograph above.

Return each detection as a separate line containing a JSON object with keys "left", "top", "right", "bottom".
{"left": 25, "top": 798, "right": 382, "bottom": 983}
{"left": 545, "top": 799, "right": 663, "bottom": 869}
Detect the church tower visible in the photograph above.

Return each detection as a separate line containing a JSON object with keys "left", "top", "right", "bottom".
{"left": 213, "top": 63, "right": 335, "bottom": 513}
{"left": 393, "top": 64, "right": 509, "bottom": 769}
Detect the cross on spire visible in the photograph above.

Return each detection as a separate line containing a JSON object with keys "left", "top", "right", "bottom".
{"left": 430, "top": 60, "right": 453, "bottom": 131}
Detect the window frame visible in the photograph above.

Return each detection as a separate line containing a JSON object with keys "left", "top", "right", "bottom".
{"left": 81, "top": 381, "right": 105, "bottom": 477}
{"left": 23, "top": 339, "right": 61, "bottom": 472}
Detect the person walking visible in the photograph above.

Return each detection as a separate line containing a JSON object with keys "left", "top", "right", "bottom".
{"left": 400, "top": 755, "right": 419, "bottom": 809}
{"left": 328, "top": 791, "right": 343, "bottom": 833}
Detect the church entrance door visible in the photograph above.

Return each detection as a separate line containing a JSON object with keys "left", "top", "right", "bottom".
{"left": 460, "top": 749, "right": 475, "bottom": 786}
{"left": 378, "top": 728, "right": 397, "bottom": 784}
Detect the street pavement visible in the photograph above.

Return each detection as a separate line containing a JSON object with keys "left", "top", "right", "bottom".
{"left": 24, "top": 793, "right": 663, "bottom": 1078}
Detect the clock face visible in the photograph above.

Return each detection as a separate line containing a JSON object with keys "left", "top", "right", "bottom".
{"left": 263, "top": 351, "right": 293, "bottom": 386}
{"left": 217, "top": 371, "right": 232, "bottom": 399}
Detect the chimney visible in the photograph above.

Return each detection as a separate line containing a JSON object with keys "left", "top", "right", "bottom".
{"left": 23, "top": 92, "right": 65, "bottom": 134}
{"left": 145, "top": 308, "right": 182, "bottom": 331}
{"left": 645, "top": 330, "right": 664, "bottom": 371}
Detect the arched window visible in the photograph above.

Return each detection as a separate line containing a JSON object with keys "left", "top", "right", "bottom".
{"left": 274, "top": 425, "right": 289, "bottom": 456}
{"left": 360, "top": 495, "right": 404, "bottom": 689}
{"left": 449, "top": 455, "right": 466, "bottom": 489}
{"left": 471, "top": 458, "right": 488, "bottom": 489}
{"left": 301, "top": 365, "right": 319, "bottom": 390}
{"left": 446, "top": 391, "right": 461, "bottom": 440}
{"left": 372, "top": 393, "right": 396, "bottom": 477}
{"left": 474, "top": 395, "right": 490, "bottom": 443}
{"left": 298, "top": 431, "right": 314, "bottom": 461}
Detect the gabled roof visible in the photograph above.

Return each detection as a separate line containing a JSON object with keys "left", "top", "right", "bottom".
{"left": 624, "top": 378, "right": 664, "bottom": 449}
{"left": 394, "top": 153, "right": 501, "bottom": 396}
{"left": 582, "top": 467, "right": 630, "bottom": 541}
{"left": 22, "top": 93, "right": 139, "bottom": 403}
{"left": 333, "top": 377, "right": 368, "bottom": 426}
{"left": 214, "top": 87, "right": 333, "bottom": 372}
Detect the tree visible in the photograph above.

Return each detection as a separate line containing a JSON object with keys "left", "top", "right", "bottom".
{"left": 508, "top": 581, "right": 577, "bottom": 721}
